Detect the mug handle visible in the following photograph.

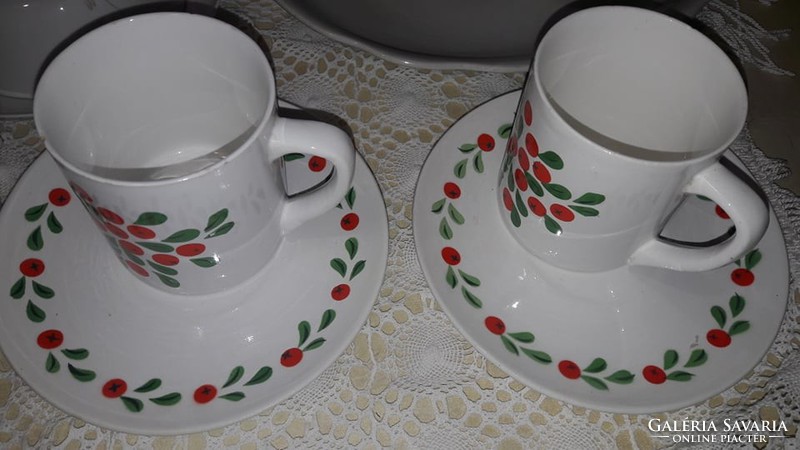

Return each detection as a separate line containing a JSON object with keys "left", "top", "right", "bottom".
{"left": 264, "top": 117, "right": 355, "bottom": 231}
{"left": 628, "top": 162, "right": 769, "bottom": 271}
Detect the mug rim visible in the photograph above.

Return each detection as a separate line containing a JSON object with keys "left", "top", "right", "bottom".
{"left": 33, "top": 11, "right": 276, "bottom": 187}
{"left": 531, "top": 5, "right": 748, "bottom": 166}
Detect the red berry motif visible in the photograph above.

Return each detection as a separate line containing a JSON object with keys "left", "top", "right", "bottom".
{"left": 517, "top": 149, "right": 530, "bottom": 171}
{"left": 126, "top": 260, "right": 149, "bottom": 277}
{"left": 102, "top": 379, "right": 128, "bottom": 398}
{"left": 331, "top": 283, "right": 350, "bottom": 301}
{"left": 119, "top": 240, "right": 144, "bottom": 256}
{"left": 525, "top": 133, "right": 539, "bottom": 157}
{"left": 484, "top": 316, "right": 506, "bottom": 335}
{"left": 514, "top": 169, "right": 528, "bottom": 191}
{"left": 532, "top": 161, "right": 551, "bottom": 183}
{"left": 502, "top": 188, "right": 514, "bottom": 211}
{"left": 194, "top": 384, "right": 217, "bottom": 404}
{"left": 558, "top": 360, "right": 581, "bottom": 379}
{"left": 127, "top": 225, "right": 156, "bottom": 240}
{"left": 527, "top": 197, "right": 546, "bottom": 217}
{"left": 706, "top": 329, "right": 732, "bottom": 348}
{"left": 20, "top": 258, "right": 45, "bottom": 277}
{"left": 152, "top": 254, "right": 180, "bottom": 266}
{"left": 477, "top": 133, "right": 495, "bottom": 151}
{"left": 550, "top": 204, "right": 575, "bottom": 222}
{"left": 441, "top": 247, "right": 461, "bottom": 266}
{"left": 444, "top": 182, "right": 461, "bottom": 199}
{"left": 69, "top": 183, "right": 92, "bottom": 203}
{"left": 281, "top": 348, "right": 304, "bottom": 367}
{"left": 341, "top": 213, "right": 359, "bottom": 231}
{"left": 523, "top": 101, "right": 533, "bottom": 126}
{"left": 105, "top": 223, "right": 129, "bottom": 239}
{"left": 731, "top": 268, "right": 754, "bottom": 287}
{"left": 308, "top": 156, "right": 327, "bottom": 172}
{"left": 642, "top": 365, "right": 667, "bottom": 384}
{"left": 98, "top": 207, "right": 124, "bottom": 225}
{"left": 715, "top": 205, "right": 730, "bottom": 219}
{"left": 176, "top": 243, "right": 206, "bottom": 257}
{"left": 37, "top": 329, "right": 64, "bottom": 349}
{"left": 48, "top": 188, "right": 71, "bottom": 206}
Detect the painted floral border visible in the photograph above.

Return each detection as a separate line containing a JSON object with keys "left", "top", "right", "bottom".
{"left": 430, "top": 119, "right": 761, "bottom": 391}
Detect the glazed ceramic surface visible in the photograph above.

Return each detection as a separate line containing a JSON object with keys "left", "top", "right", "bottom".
{"left": 499, "top": 6, "right": 767, "bottom": 273}
{"left": 413, "top": 91, "right": 788, "bottom": 413}
{"left": 0, "top": 148, "right": 388, "bottom": 434}
{"left": 34, "top": 13, "right": 355, "bottom": 295}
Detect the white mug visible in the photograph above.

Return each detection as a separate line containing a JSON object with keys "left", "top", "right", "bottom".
{"left": 498, "top": 6, "right": 768, "bottom": 272}
{"left": 34, "top": 12, "right": 355, "bottom": 294}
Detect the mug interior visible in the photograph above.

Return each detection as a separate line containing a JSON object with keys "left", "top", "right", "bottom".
{"left": 534, "top": 6, "right": 747, "bottom": 161}
{"left": 34, "top": 13, "right": 272, "bottom": 181}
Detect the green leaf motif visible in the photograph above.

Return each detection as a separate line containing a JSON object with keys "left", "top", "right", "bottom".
{"left": 46, "top": 353, "right": 60, "bottom": 373}
{"left": 330, "top": 258, "right": 347, "bottom": 277}
{"left": 498, "top": 123, "right": 513, "bottom": 139}
{"left": 584, "top": 358, "right": 607, "bottom": 374}
{"left": 205, "top": 209, "right": 229, "bottom": 232}
{"left": 61, "top": 348, "right": 89, "bottom": 360}
{"left": 431, "top": 198, "right": 446, "bottom": 214}
{"left": 126, "top": 252, "right": 146, "bottom": 267}
{"left": 134, "top": 212, "right": 168, "bottom": 226}
{"left": 244, "top": 366, "right": 273, "bottom": 386}
{"left": 345, "top": 238, "right": 359, "bottom": 259}
{"left": 515, "top": 190, "right": 528, "bottom": 218}
{"left": 458, "top": 270, "right": 480, "bottom": 287}
{"left": 510, "top": 207, "right": 521, "bottom": 228}
{"left": 155, "top": 273, "right": 180, "bottom": 289}
{"left": 521, "top": 348, "right": 552, "bottom": 364}
{"left": 543, "top": 215, "right": 561, "bottom": 235}
{"left": 544, "top": 183, "right": 572, "bottom": 200}
{"left": 461, "top": 287, "right": 483, "bottom": 308}
{"left": 500, "top": 335, "right": 519, "bottom": 355}
{"left": 223, "top": 366, "right": 245, "bottom": 388}
{"left": 526, "top": 172, "right": 544, "bottom": 197}
{"left": 47, "top": 212, "right": 63, "bottom": 234}
{"left": 729, "top": 320, "right": 750, "bottom": 336}
{"left": 298, "top": 321, "right": 311, "bottom": 346}
{"left": 135, "top": 378, "right": 162, "bottom": 393}
{"left": 685, "top": 349, "right": 708, "bottom": 368}
{"left": 711, "top": 305, "right": 726, "bottom": 328}
{"left": 32, "top": 281, "right": 54, "bottom": 299}
{"left": 283, "top": 153, "right": 305, "bottom": 161}
{"left": 439, "top": 218, "right": 453, "bottom": 240}
{"left": 68, "top": 364, "right": 96, "bottom": 382}
{"left": 121, "top": 396, "right": 144, "bottom": 413}
{"left": 605, "top": 370, "right": 635, "bottom": 384}
{"left": 205, "top": 222, "right": 234, "bottom": 239}
{"left": 26, "top": 300, "right": 45, "bottom": 322}
{"left": 150, "top": 392, "right": 182, "bottom": 406}
{"left": 581, "top": 375, "right": 608, "bottom": 391}
{"left": 448, "top": 204, "right": 465, "bottom": 225}
{"left": 459, "top": 143, "right": 477, "bottom": 153}
{"left": 454, "top": 159, "right": 468, "bottom": 179}
{"left": 25, "top": 203, "right": 48, "bottom": 222}
{"left": 147, "top": 261, "right": 178, "bottom": 276}
{"left": 573, "top": 193, "right": 606, "bottom": 205}
{"left": 538, "top": 151, "right": 564, "bottom": 170}
{"left": 446, "top": 266, "right": 457, "bottom": 288}
{"left": 190, "top": 257, "right": 218, "bottom": 268}
{"left": 729, "top": 293, "right": 746, "bottom": 317}
{"left": 27, "top": 226, "right": 44, "bottom": 251}
{"left": 569, "top": 205, "right": 599, "bottom": 217}
{"left": 473, "top": 152, "right": 484, "bottom": 173}
{"left": 507, "top": 167, "right": 515, "bottom": 192}
{"left": 319, "top": 309, "right": 336, "bottom": 331}
{"left": 137, "top": 242, "right": 174, "bottom": 253}
{"left": 744, "top": 249, "right": 761, "bottom": 270}
{"left": 666, "top": 371, "right": 694, "bottom": 382}
{"left": 304, "top": 337, "right": 326, "bottom": 351}
{"left": 10, "top": 277, "right": 25, "bottom": 299}
{"left": 345, "top": 188, "right": 356, "bottom": 209}
{"left": 162, "top": 228, "right": 201, "bottom": 243}
{"left": 663, "top": 350, "right": 679, "bottom": 371}
{"left": 350, "top": 260, "right": 366, "bottom": 280}
{"left": 220, "top": 392, "right": 245, "bottom": 401}
{"left": 508, "top": 332, "right": 534, "bottom": 343}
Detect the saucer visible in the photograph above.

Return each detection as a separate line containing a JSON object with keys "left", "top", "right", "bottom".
{"left": 413, "top": 91, "right": 788, "bottom": 413}
{"left": 0, "top": 150, "right": 388, "bottom": 434}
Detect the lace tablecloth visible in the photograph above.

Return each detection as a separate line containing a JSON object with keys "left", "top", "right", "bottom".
{"left": 1, "top": 0, "right": 798, "bottom": 448}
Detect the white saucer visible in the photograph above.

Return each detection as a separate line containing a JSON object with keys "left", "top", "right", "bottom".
{"left": 413, "top": 91, "right": 788, "bottom": 413}
{"left": 0, "top": 150, "right": 387, "bottom": 434}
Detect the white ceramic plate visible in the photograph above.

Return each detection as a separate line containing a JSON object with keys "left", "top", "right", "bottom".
{"left": 0, "top": 146, "right": 387, "bottom": 434}
{"left": 413, "top": 91, "right": 788, "bottom": 413}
